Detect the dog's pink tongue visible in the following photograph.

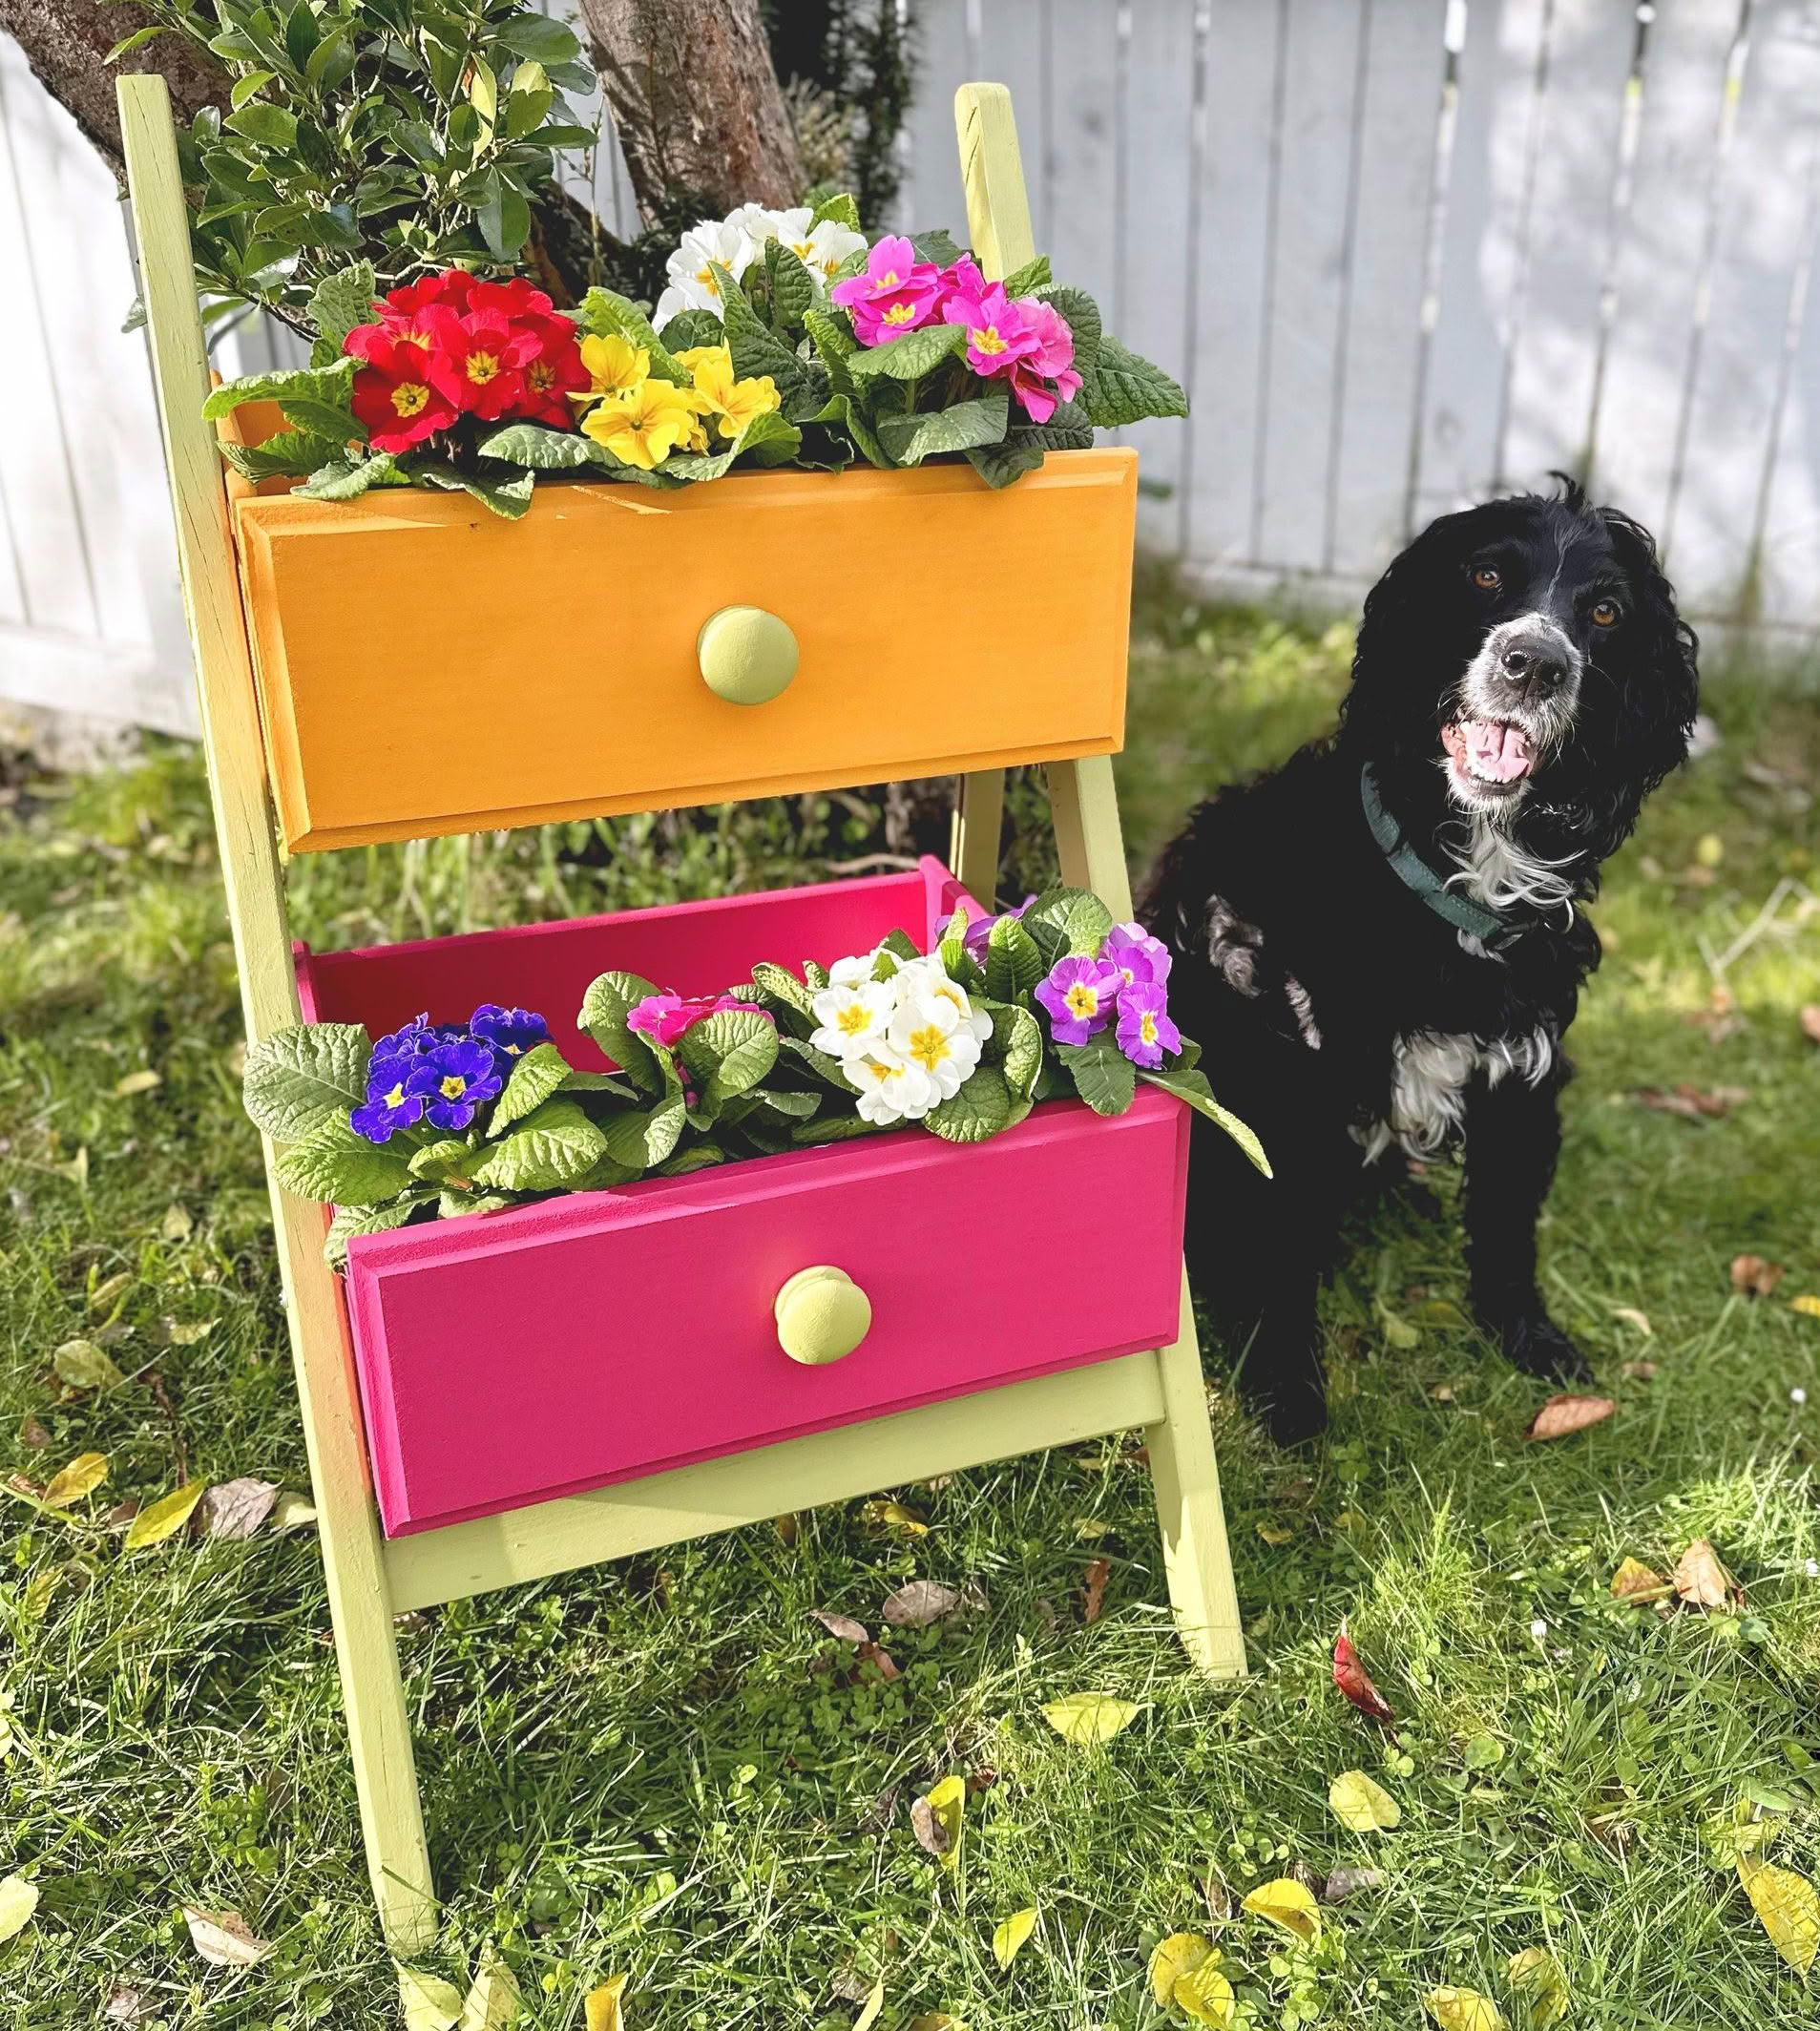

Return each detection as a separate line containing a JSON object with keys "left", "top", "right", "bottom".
{"left": 1459, "top": 718, "right": 1533, "bottom": 781}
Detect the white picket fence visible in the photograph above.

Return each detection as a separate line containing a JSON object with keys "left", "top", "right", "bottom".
{"left": 3, "top": 0, "right": 1818, "bottom": 736}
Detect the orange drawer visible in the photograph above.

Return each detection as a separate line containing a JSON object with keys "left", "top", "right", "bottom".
{"left": 232, "top": 449, "right": 1138, "bottom": 852}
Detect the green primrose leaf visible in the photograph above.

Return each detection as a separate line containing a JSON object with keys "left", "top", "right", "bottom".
{"left": 1002, "top": 254, "right": 1054, "bottom": 297}
{"left": 488, "top": 1041, "right": 572, "bottom": 1132}
{"left": 1023, "top": 887, "right": 1116, "bottom": 966}
{"left": 910, "top": 227, "right": 965, "bottom": 267}
{"left": 467, "top": 1099, "right": 609, "bottom": 1193}
{"left": 1056, "top": 1036, "right": 1137, "bottom": 1117}
{"left": 678, "top": 1010, "right": 780, "bottom": 1104}
{"left": 241, "top": 1024, "right": 370, "bottom": 1143}
{"left": 809, "top": 192, "right": 862, "bottom": 232}
{"left": 200, "top": 360, "right": 354, "bottom": 422}
{"left": 275, "top": 1117, "right": 415, "bottom": 1206}
{"left": 1037, "top": 284, "right": 1100, "bottom": 370}
{"left": 325, "top": 1189, "right": 436, "bottom": 1267}
{"left": 924, "top": 1064, "right": 1015, "bottom": 1143}
{"left": 1140, "top": 1068, "right": 1272, "bottom": 1175}
{"left": 298, "top": 451, "right": 409, "bottom": 500}
{"left": 475, "top": 422, "right": 611, "bottom": 470}
{"left": 994, "top": 1005, "right": 1045, "bottom": 1101}
{"left": 750, "top": 962, "right": 817, "bottom": 1023}
{"left": 794, "top": 1112, "right": 886, "bottom": 1146}
{"left": 220, "top": 429, "right": 350, "bottom": 482}
{"left": 599, "top": 1094, "right": 687, "bottom": 1171}
{"left": 1078, "top": 333, "right": 1188, "bottom": 427}
{"left": 984, "top": 913, "right": 1045, "bottom": 1003}
{"left": 847, "top": 321, "right": 967, "bottom": 382}
{"left": 408, "top": 1138, "right": 474, "bottom": 1183}
{"left": 877, "top": 395, "right": 1009, "bottom": 468}
{"left": 575, "top": 287, "right": 690, "bottom": 384}
{"left": 577, "top": 971, "right": 664, "bottom": 1094}
{"left": 305, "top": 261, "right": 377, "bottom": 360}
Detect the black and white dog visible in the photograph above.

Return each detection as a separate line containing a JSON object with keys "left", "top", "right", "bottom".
{"left": 1140, "top": 483, "right": 1699, "bottom": 1443}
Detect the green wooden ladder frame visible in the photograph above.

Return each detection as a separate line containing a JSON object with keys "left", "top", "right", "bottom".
{"left": 117, "top": 71, "right": 1246, "bottom": 1953}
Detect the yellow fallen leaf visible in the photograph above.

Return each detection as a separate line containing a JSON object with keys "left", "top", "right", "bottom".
{"left": 0, "top": 1874, "right": 38, "bottom": 1942}
{"left": 861, "top": 1498, "right": 928, "bottom": 1536}
{"left": 182, "top": 1905, "right": 272, "bottom": 1966}
{"left": 1610, "top": 1557, "right": 1671, "bottom": 1602}
{"left": 1738, "top": 1853, "right": 1820, "bottom": 1973}
{"left": 992, "top": 1906, "right": 1037, "bottom": 1971}
{"left": 460, "top": 1956, "right": 522, "bottom": 2029}
{"left": 123, "top": 1479, "right": 204, "bottom": 1550}
{"left": 1328, "top": 1769, "right": 1401, "bottom": 1832}
{"left": 1042, "top": 1692, "right": 1140, "bottom": 1745}
{"left": 1175, "top": 1961, "right": 1236, "bottom": 2028}
{"left": 1505, "top": 1946, "right": 1568, "bottom": 2028}
{"left": 1256, "top": 1524, "right": 1294, "bottom": 1545}
{"left": 905, "top": 2017, "right": 967, "bottom": 2031}
{"left": 1423, "top": 1987, "right": 1506, "bottom": 2031}
{"left": 1610, "top": 1307, "right": 1652, "bottom": 1336}
{"left": 1377, "top": 1303, "right": 1419, "bottom": 1349}
{"left": 88, "top": 1270, "right": 133, "bottom": 1313}
{"left": 1148, "top": 1933, "right": 1215, "bottom": 2006}
{"left": 269, "top": 1490, "right": 318, "bottom": 1532}
{"left": 160, "top": 1203, "right": 194, "bottom": 1242}
{"left": 1674, "top": 1538, "right": 1740, "bottom": 1610}
{"left": 583, "top": 1973, "right": 628, "bottom": 2031}
{"left": 115, "top": 1069, "right": 161, "bottom": 1096}
{"left": 399, "top": 1965, "right": 465, "bottom": 2031}
{"left": 1696, "top": 831, "right": 1725, "bottom": 868}
{"left": 911, "top": 1773, "right": 966, "bottom": 1871}
{"left": 851, "top": 1979, "right": 884, "bottom": 2031}
{"left": 41, "top": 1451, "right": 107, "bottom": 1509}
{"left": 1790, "top": 1294, "right": 1820, "bottom": 1319}
{"left": 52, "top": 1339, "right": 124, "bottom": 1392}
{"left": 1241, "top": 1877, "right": 1321, "bottom": 1945}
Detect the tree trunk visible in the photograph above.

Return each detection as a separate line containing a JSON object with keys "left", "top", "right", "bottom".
{"left": 579, "top": 0, "right": 805, "bottom": 223}
{"left": 0, "top": 0, "right": 226, "bottom": 179}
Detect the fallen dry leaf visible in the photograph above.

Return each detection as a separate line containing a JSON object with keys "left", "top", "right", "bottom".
{"left": 124, "top": 1480, "right": 204, "bottom": 1550}
{"left": 1506, "top": 1945, "right": 1569, "bottom": 2029}
{"left": 1149, "top": 1934, "right": 1217, "bottom": 2007}
{"left": 18, "top": 1415, "right": 50, "bottom": 1449}
{"left": 860, "top": 1498, "right": 928, "bottom": 1536}
{"left": 269, "top": 1490, "right": 317, "bottom": 1532}
{"left": 182, "top": 1906, "right": 271, "bottom": 1967}
{"left": 1610, "top": 1307, "right": 1652, "bottom": 1336}
{"left": 849, "top": 1979, "right": 884, "bottom": 2031}
{"left": 102, "top": 1988, "right": 145, "bottom": 2025}
{"left": 1621, "top": 1358, "right": 1659, "bottom": 1380}
{"left": 1423, "top": 1986, "right": 1505, "bottom": 2031}
{"left": 910, "top": 1774, "right": 964, "bottom": 1870}
{"left": 159, "top": 1204, "right": 194, "bottom": 1243}
{"left": 991, "top": 1905, "right": 1037, "bottom": 1971}
{"left": 115, "top": 1070, "right": 161, "bottom": 1097}
{"left": 1800, "top": 1004, "right": 1820, "bottom": 1045}
{"left": 1789, "top": 1293, "right": 1820, "bottom": 1320}
{"left": 1738, "top": 1852, "right": 1820, "bottom": 1973}
{"left": 583, "top": 1974, "right": 628, "bottom": 2031}
{"left": 773, "top": 1512, "right": 799, "bottom": 1546}
{"left": 1332, "top": 1624, "right": 1395, "bottom": 1726}
{"left": 398, "top": 1965, "right": 465, "bottom": 2031}
{"left": 459, "top": 1955, "right": 522, "bottom": 2029}
{"left": 1256, "top": 1524, "right": 1294, "bottom": 1545}
{"left": 41, "top": 1451, "right": 107, "bottom": 1510}
{"left": 201, "top": 1478, "right": 279, "bottom": 1539}
{"left": 1241, "top": 1876, "right": 1321, "bottom": 1946}
{"left": 855, "top": 1641, "right": 899, "bottom": 1680}
{"left": 1634, "top": 1083, "right": 1747, "bottom": 1122}
{"left": 1081, "top": 1557, "right": 1110, "bottom": 1623}
{"left": 1731, "top": 1254, "right": 1787, "bottom": 1297}
{"left": 164, "top": 1319, "right": 216, "bottom": 1347}
{"left": 52, "top": 1338, "right": 124, "bottom": 1392}
{"left": 1675, "top": 1538, "right": 1742, "bottom": 1610}
{"left": 1525, "top": 1393, "right": 1617, "bottom": 1441}
{"left": 88, "top": 1270, "right": 133, "bottom": 1313}
{"left": 882, "top": 1579, "right": 959, "bottom": 1628}
{"left": 1322, "top": 1865, "right": 1385, "bottom": 1904}
{"left": 1041, "top": 1692, "right": 1140, "bottom": 1745}
{"left": 810, "top": 1609, "right": 868, "bottom": 1645}
{"left": 0, "top": 1875, "right": 38, "bottom": 1942}
{"left": 1328, "top": 1769, "right": 1401, "bottom": 1832}
{"left": 1687, "top": 984, "right": 1745, "bottom": 1041}
{"left": 1610, "top": 1557, "right": 1672, "bottom": 1602}
{"left": 1174, "top": 1959, "right": 1236, "bottom": 2027}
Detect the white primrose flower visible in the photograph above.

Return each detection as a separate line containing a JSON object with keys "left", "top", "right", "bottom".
{"left": 809, "top": 980, "right": 894, "bottom": 1059}
{"left": 725, "top": 201, "right": 801, "bottom": 246}
{"left": 800, "top": 218, "right": 868, "bottom": 287}
{"left": 654, "top": 217, "right": 760, "bottom": 325}
{"left": 888, "top": 987, "right": 983, "bottom": 1101}
{"left": 827, "top": 947, "right": 884, "bottom": 989}
{"left": 893, "top": 954, "right": 993, "bottom": 1042}
{"left": 846, "top": 1046, "right": 935, "bottom": 1124}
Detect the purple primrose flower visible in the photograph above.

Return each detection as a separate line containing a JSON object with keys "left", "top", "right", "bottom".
{"left": 1103, "top": 921, "right": 1172, "bottom": 994}
{"left": 417, "top": 1036, "right": 503, "bottom": 1131}
{"left": 1115, "top": 980, "right": 1182, "bottom": 1069}
{"left": 962, "top": 894, "right": 1037, "bottom": 970}
{"left": 470, "top": 1002, "right": 550, "bottom": 1058}
{"left": 1035, "top": 953, "right": 1121, "bottom": 1045}
{"left": 350, "top": 1067, "right": 429, "bottom": 1143}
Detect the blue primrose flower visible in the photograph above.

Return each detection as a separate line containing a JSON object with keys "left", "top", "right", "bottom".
{"left": 366, "top": 1013, "right": 438, "bottom": 1087}
{"left": 416, "top": 1036, "right": 504, "bottom": 1131}
{"left": 469, "top": 1002, "right": 551, "bottom": 1059}
{"left": 351, "top": 1068, "right": 429, "bottom": 1143}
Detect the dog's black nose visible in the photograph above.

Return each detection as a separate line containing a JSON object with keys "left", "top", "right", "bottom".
{"left": 1499, "top": 636, "right": 1568, "bottom": 692}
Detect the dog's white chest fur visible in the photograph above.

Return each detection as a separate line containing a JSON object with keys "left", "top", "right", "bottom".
{"left": 1358, "top": 1026, "right": 1556, "bottom": 1162}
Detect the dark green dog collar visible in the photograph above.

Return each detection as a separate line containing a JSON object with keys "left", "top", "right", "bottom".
{"left": 1359, "top": 764, "right": 1511, "bottom": 945}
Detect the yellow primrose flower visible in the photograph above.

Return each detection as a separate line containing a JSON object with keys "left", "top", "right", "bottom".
{"left": 687, "top": 345, "right": 782, "bottom": 440}
{"left": 580, "top": 378, "right": 701, "bottom": 470}
{"left": 674, "top": 343, "right": 732, "bottom": 377}
{"left": 578, "top": 333, "right": 648, "bottom": 398}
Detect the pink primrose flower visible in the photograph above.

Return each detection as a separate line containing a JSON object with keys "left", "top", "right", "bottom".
{"left": 829, "top": 235, "right": 944, "bottom": 345}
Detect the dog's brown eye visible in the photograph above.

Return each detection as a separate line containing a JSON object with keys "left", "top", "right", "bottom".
{"left": 1472, "top": 566, "right": 1501, "bottom": 591}
{"left": 1590, "top": 598, "right": 1620, "bottom": 627}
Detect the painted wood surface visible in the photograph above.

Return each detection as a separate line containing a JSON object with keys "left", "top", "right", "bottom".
{"left": 235, "top": 447, "right": 1137, "bottom": 851}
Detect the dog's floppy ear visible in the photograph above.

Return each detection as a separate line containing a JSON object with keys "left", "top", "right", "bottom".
{"left": 1336, "top": 514, "right": 1456, "bottom": 760}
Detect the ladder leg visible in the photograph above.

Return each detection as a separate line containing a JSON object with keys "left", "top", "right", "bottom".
{"left": 951, "top": 768, "right": 1005, "bottom": 905}
{"left": 1143, "top": 1273, "right": 1246, "bottom": 1676}
{"left": 1049, "top": 757, "right": 1246, "bottom": 1679}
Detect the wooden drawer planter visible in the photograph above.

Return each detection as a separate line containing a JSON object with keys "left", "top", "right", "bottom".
{"left": 234, "top": 448, "right": 1139, "bottom": 853}
{"left": 294, "top": 858, "right": 1191, "bottom": 1537}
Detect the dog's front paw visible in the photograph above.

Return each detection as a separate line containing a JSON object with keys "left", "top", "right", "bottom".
{"left": 1493, "top": 1309, "right": 1593, "bottom": 1384}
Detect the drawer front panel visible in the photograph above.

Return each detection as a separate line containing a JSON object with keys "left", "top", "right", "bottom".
{"left": 345, "top": 1093, "right": 1188, "bottom": 1535}
{"left": 238, "top": 450, "right": 1137, "bottom": 852}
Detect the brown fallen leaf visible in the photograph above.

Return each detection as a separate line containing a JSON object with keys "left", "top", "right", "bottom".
{"left": 103, "top": 1988, "right": 146, "bottom": 2024}
{"left": 1322, "top": 1866, "right": 1386, "bottom": 1904}
{"left": 1687, "top": 985, "right": 1746, "bottom": 1042}
{"left": 881, "top": 1579, "right": 959, "bottom": 1628}
{"left": 1610, "top": 1557, "right": 1672, "bottom": 1602}
{"left": 1675, "top": 1538, "right": 1742, "bottom": 1611}
{"left": 181, "top": 1906, "right": 272, "bottom": 1967}
{"left": 910, "top": 1776, "right": 963, "bottom": 1868}
{"left": 855, "top": 1642, "right": 899, "bottom": 1681}
{"left": 1800, "top": 1004, "right": 1820, "bottom": 1046}
{"left": 17, "top": 1416, "right": 50, "bottom": 1450}
{"left": 773, "top": 1512, "right": 800, "bottom": 1546}
{"left": 1081, "top": 1557, "right": 1110, "bottom": 1624}
{"left": 106, "top": 1500, "right": 143, "bottom": 1532}
{"left": 200, "top": 1478, "right": 280, "bottom": 1539}
{"left": 1635, "top": 1083, "right": 1747, "bottom": 1122}
{"left": 1332, "top": 1624, "right": 1395, "bottom": 1726}
{"left": 1621, "top": 1358, "right": 1659, "bottom": 1381}
{"left": 1525, "top": 1393, "right": 1617, "bottom": 1441}
{"left": 1731, "top": 1255, "right": 1787, "bottom": 1297}
{"left": 810, "top": 1609, "right": 869, "bottom": 1645}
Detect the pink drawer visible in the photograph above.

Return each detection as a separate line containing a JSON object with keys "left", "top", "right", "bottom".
{"left": 294, "top": 860, "right": 1191, "bottom": 1537}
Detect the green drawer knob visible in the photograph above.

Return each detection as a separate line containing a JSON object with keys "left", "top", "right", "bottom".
{"left": 775, "top": 1265, "right": 872, "bottom": 1366}
{"left": 697, "top": 605, "right": 799, "bottom": 705}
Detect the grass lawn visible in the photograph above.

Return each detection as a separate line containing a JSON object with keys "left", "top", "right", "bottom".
{"left": 3, "top": 585, "right": 1820, "bottom": 2030}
